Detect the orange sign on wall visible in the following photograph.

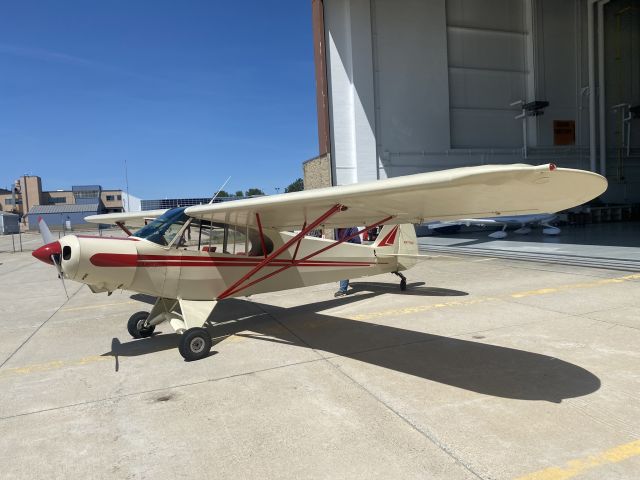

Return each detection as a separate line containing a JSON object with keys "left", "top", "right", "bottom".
{"left": 554, "top": 120, "right": 576, "bottom": 145}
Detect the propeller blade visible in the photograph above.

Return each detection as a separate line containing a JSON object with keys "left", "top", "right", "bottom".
{"left": 33, "top": 217, "right": 68, "bottom": 300}
{"left": 38, "top": 216, "right": 55, "bottom": 245}
{"left": 50, "top": 254, "right": 69, "bottom": 300}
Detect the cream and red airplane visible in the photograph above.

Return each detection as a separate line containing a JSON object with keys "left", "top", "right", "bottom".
{"left": 32, "top": 164, "right": 606, "bottom": 361}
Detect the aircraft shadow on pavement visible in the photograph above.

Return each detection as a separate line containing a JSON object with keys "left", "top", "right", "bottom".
{"left": 104, "top": 335, "right": 218, "bottom": 371}
{"left": 130, "top": 293, "right": 156, "bottom": 305}
{"left": 349, "top": 281, "right": 468, "bottom": 297}
{"left": 111, "top": 291, "right": 600, "bottom": 403}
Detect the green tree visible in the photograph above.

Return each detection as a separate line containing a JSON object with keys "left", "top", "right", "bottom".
{"left": 284, "top": 178, "right": 304, "bottom": 193}
{"left": 234, "top": 190, "right": 244, "bottom": 198}
{"left": 245, "top": 188, "right": 265, "bottom": 197}
{"left": 216, "top": 190, "right": 230, "bottom": 198}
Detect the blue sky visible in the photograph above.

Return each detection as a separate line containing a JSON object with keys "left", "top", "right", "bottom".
{"left": 0, "top": 1, "right": 318, "bottom": 198}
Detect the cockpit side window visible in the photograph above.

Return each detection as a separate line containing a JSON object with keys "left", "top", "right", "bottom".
{"left": 132, "top": 207, "right": 189, "bottom": 246}
{"left": 176, "top": 219, "right": 222, "bottom": 252}
{"left": 175, "top": 221, "right": 256, "bottom": 254}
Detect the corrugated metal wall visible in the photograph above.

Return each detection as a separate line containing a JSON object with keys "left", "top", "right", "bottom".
{"left": 446, "top": 0, "right": 529, "bottom": 147}
{"left": 27, "top": 212, "right": 95, "bottom": 231}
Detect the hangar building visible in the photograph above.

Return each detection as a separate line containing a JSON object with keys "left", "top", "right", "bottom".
{"left": 310, "top": 0, "right": 639, "bottom": 203}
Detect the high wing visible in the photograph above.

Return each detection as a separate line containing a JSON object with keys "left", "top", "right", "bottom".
{"left": 85, "top": 209, "right": 167, "bottom": 228}
{"left": 184, "top": 164, "right": 606, "bottom": 229}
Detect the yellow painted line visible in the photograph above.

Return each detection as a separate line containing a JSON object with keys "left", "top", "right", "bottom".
{"left": 347, "top": 297, "right": 499, "bottom": 321}
{"left": 510, "top": 273, "right": 640, "bottom": 299}
{"left": 217, "top": 334, "right": 246, "bottom": 344}
{"left": 0, "top": 355, "right": 110, "bottom": 378}
{"left": 515, "top": 439, "right": 640, "bottom": 480}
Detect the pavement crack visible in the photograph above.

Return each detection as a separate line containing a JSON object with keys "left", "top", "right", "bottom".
{"left": 0, "top": 284, "right": 84, "bottom": 369}
{"left": 578, "top": 316, "right": 640, "bottom": 332}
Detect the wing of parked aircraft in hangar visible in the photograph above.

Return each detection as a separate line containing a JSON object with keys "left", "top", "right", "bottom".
{"left": 85, "top": 164, "right": 606, "bottom": 232}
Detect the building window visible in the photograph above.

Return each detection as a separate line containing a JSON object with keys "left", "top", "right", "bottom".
{"left": 4, "top": 198, "right": 22, "bottom": 205}
{"left": 117, "top": 195, "right": 122, "bottom": 200}
{"left": 106, "top": 195, "right": 115, "bottom": 201}
{"left": 74, "top": 190, "right": 100, "bottom": 199}
{"left": 50, "top": 197, "right": 67, "bottom": 204}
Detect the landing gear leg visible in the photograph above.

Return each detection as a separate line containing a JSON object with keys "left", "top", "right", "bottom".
{"left": 127, "top": 311, "right": 155, "bottom": 338}
{"left": 393, "top": 271, "right": 407, "bottom": 291}
{"left": 127, "top": 298, "right": 178, "bottom": 339}
{"left": 171, "top": 299, "right": 218, "bottom": 362}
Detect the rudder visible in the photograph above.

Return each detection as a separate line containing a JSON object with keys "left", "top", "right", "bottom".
{"left": 373, "top": 224, "right": 418, "bottom": 270}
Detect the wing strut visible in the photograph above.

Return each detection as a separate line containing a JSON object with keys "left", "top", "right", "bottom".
{"left": 255, "top": 213, "right": 268, "bottom": 258}
{"left": 297, "top": 216, "right": 392, "bottom": 261}
{"left": 115, "top": 221, "right": 132, "bottom": 236}
{"left": 217, "top": 204, "right": 345, "bottom": 299}
{"left": 291, "top": 221, "right": 307, "bottom": 261}
{"left": 217, "top": 211, "right": 393, "bottom": 300}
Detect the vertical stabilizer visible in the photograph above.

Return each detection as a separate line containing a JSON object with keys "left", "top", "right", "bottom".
{"left": 373, "top": 224, "right": 419, "bottom": 270}
{"left": 373, "top": 225, "right": 400, "bottom": 250}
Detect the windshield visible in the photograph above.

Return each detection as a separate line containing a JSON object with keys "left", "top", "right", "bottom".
{"left": 133, "top": 207, "right": 190, "bottom": 246}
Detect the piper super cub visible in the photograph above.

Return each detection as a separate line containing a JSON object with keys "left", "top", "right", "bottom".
{"left": 32, "top": 164, "right": 607, "bottom": 361}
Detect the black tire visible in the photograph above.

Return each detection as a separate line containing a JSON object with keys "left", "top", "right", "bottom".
{"left": 400, "top": 278, "right": 407, "bottom": 291}
{"left": 127, "top": 311, "right": 155, "bottom": 339}
{"left": 179, "top": 327, "right": 212, "bottom": 361}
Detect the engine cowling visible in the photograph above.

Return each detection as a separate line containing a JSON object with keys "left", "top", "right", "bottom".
{"left": 58, "top": 235, "right": 139, "bottom": 292}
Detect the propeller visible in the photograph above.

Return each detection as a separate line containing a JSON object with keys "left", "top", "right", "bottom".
{"left": 51, "top": 254, "right": 69, "bottom": 299}
{"left": 37, "top": 215, "right": 54, "bottom": 244}
{"left": 35, "top": 216, "right": 69, "bottom": 299}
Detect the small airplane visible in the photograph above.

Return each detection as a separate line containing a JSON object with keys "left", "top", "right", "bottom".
{"left": 423, "top": 213, "right": 561, "bottom": 239}
{"left": 32, "top": 164, "right": 606, "bottom": 361}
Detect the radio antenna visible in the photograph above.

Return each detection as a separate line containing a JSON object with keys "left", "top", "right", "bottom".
{"left": 209, "top": 176, "right": 231, "bottom": 204}
{"left": 124, "top": 159, "right": 131, "bottom": 212}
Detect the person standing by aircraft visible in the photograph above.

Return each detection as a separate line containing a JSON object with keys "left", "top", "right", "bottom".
{"left": 334, "top": 227, "right": 361, "bottom": 297}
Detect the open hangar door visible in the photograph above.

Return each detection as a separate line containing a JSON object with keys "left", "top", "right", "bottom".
{"left": 313, "top": 0, "right": 640, "bottom": 203}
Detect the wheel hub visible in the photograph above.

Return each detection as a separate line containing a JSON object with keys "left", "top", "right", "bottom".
{"left": 190, "top": 337, "right": 205, "bottom": 353}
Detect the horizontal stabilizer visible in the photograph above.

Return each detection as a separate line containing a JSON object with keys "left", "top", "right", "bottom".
{"left": 375, "top": 253, "right": 432, "bottom": 258}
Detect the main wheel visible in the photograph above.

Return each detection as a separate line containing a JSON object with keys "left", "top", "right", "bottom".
{"left": 179, "top": 327, "right": 212, "bottom": 361}
{"left": 127, "top": 311, "right": 155, "bottom": 339}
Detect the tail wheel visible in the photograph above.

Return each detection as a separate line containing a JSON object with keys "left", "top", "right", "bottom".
{"left": 179, "top": 327, "right": 212, "bottom": 361}
{"left": 393, "top": 271, "right": 408, "bottom": 291}
{"left": 127, "top": 311, "right": 155, "bottom": 339}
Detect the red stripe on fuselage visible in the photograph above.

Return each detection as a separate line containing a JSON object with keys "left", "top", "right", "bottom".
{"left": 90, "top": 253, "right": 380, "bottom": 268}
{"left": 90, "top": 253, "right": 139, "bottom": 267}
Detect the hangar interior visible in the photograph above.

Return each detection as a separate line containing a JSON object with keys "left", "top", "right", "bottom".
{"left": 315, "top": 0, "right": 640, "bottom": 203}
